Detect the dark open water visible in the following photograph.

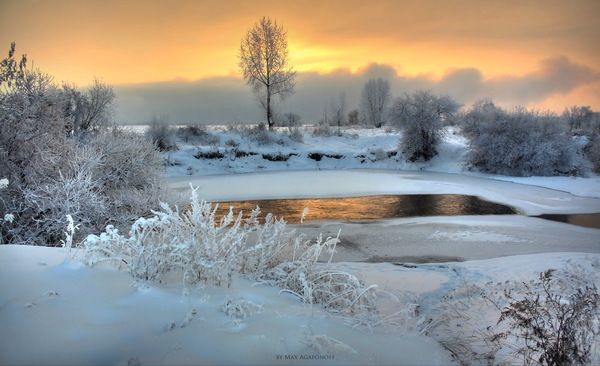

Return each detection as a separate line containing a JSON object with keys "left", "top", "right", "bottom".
{"left": 210, "top": 194, "right": 599, "bottom": 229}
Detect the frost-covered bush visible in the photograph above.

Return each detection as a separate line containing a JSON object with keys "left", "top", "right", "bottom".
{"left": 389, "top": 90, "right": 461, "bottom": 162}
{"left": 369, "top": 147, "right": 388, "bottom": 162}
{"left": 462, "top": 101, "right": 584, "bottom": 176}
{"left": 426, "top": 263, "right": 600, "bottom": 365}
{"left": 84, "top": 129, "right": 168, "bottom": 224}
{"left": 15, "top": 167, "right": 107, "bottom": 246}
{"left": 83, "top": 188, "right": 380, "bottom": 322}
{"left": 84, "top": 194, "right": 247, "bottom": 285}
{"left": 243, "top": 123, "right": 280, "bottom": 145}
{"left": 222, "top": 297, "right": 263, "bottom": 321}
{"left": 145, "top": 115, "right": 177, "bottom": 151}
{"left": 0, "top": 64, "right": 77, "bottom": 244}
{"left": 2, "top": 128, "right": 167, "bottom": 245}
{"left": 288, "top": 126, "right": 304, "bottom": 143}
{"left": 498, "top": 269, "right": 600, "bottom": 365}
{"left": 312, "top": 121, "right": 336, "bottom": 137}
{"left": 0, "top": 70, "right": 70, "bottom": 189}
{"left": 1, "top": 44, "right": 170, "bottom": 245}
{"left": 177, "top": 125, "right": 220, "bottom": 146}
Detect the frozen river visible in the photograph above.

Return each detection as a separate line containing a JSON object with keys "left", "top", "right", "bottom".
{"left": 167, "top": 170, "right": 600, "bottom": 263}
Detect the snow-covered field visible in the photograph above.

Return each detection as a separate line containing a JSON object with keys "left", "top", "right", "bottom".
{"left": 2, "top": 127, "right": 599, "bottom": 365}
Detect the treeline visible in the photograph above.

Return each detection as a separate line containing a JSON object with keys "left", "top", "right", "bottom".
{"left": 286, "top": 78, "right": 599, "bottom": 175}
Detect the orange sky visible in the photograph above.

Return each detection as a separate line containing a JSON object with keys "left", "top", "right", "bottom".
{"left": 1, "top": 0, "right": 599, "bottom": 119}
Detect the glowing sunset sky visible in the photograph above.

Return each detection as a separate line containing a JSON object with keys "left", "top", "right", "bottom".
{"left": 1, "top": 0, "right": 599, "bottom": 123}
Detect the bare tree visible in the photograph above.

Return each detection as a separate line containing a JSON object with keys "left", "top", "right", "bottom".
{"left": 80, "top": 77, "right": 115, "bottom": 130}
{"left": 361, "top": 78, "right": 391, "bottom": 128}
{"left": 330, "top": 92, "right": 346, "bottom": 134}
{"left": 562, "top": 105, "right": 593, "bottom": 135}
{"left": 238, "top": 16, "right": 296, "bottom": 130}
{"left": 62, "top": 77, "right": 115, "bottom": 132}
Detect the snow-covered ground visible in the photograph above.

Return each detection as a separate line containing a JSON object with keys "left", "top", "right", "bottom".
{"left": 2, "top": 126, "right": 599, "bottom": 365}
{"left": 166, "top": 127, "right": 600, "bottom": 262}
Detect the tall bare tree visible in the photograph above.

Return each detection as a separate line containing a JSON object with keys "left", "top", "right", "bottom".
{"left": 239, "top": 16, "right": 296, "bottom": 130}
{"left": 330, "top": 92, "right": 346, "bottom": 134}
{"left": 361, "top": 78, "right": 391, "bottom": 128}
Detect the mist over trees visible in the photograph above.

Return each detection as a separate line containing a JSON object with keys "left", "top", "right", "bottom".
{"left": 239, "top": 16, "right": 296, "bottom": 130}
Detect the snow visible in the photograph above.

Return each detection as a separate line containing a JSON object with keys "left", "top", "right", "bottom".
{"left": 1, "top": 247, "right": 598, "bottom": 365}
{"left": 0, "top": 245, "right": 452, "bottom": 365}
{"left": 2, "top": 126, "right": 599, "bottom": 365}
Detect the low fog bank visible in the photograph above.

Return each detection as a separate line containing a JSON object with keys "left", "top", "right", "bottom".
{"left": 114, "top": 57, "right": 598, "bottom": 125}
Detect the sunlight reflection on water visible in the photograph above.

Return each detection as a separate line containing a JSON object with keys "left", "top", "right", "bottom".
{"left": 211, "top": 194, "right": 517, "bottom": 224}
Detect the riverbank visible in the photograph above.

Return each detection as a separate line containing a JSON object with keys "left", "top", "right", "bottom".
{"left": 167, "top": 169, "right": 600, "bottom": 216}
{"left": 167, "top": 169, "right": 600, "bottom": 263}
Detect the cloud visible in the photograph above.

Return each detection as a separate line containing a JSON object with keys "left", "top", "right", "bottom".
{"left": 114, "top": 57, "right": 599, "bottom": 124}
{"left": 484, "top": 56, "right": 599, "bottom": 104}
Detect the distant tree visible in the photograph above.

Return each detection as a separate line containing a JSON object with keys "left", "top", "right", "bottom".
{"left": 281, "top": 112, "right": 301, "bottom": 127}
{"left": 330, "top": 92, "right": 346, "bottom": 133}
{"left": 361, "top": 78, "right": 391, "bottom": 128}
{"left": 238, "top": 16, "right": 296, "bottom": 130}
{"left": 562, "top": 105, "right": 593, "bottom": 135}
{"left": 347, "top": 109, "right": 360, "bottom": 125}
{"left": 389, "top": 90, "right": 461, "bottom": 161}
{"left": 62, "top": 77, "right": 115, "bottom": 133}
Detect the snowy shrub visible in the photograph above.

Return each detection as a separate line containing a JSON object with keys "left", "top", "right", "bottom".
{"left": 243, "top": 123, "right": 280, "bottom": 145}
{"left": 0, "top": 69, "right": 70, "bottom": 189}
{"left": 389, "top": 90, "right": 461, "bottom": 162}
{"left": 426, "top": 263, "right": 600, "bottom": 365}
{"left": 1, "top": 44, "right": 170, "bottom": 245}
{"left": 85, "top": 129, "right": 168, "bottom": 224}
{"left": 498, "top": 269, "right": 600, "bottom": 365}
{"left": 369, "top": 147, "right": 388, "bottom": 162}
{"left": 224, "top": 137, "right": 239, "bottom": 148}
{"left": 177, "top": 125, "right": 221, "bottom": 146}
{"left": 83, "top": 191, "right": 247, "bottom": 285}
{"left": 0, "top": 64, "right": 79, "bottom": 245}
{"left": 288, "top": 126, "right": 304, "bottom": 143}
{"left": 14, "top": 167, "right": 107, "bottom": 246}
{"left": 462, "top": 101, "right": 584, "bottom": 177}
{"left": 84, "top": 188, "right": 382, "bottom": 323}
{"left": 312, "top": 121, "right": 336, "bottom": 137}
{"left": 222, "top": 297, "right": 262, "bottom": 321}
{"left": 261, "top": 152, "right": 297, "bottom": 162}
{"left": 145, "top": 115, "right": 178, "bottom": 151}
